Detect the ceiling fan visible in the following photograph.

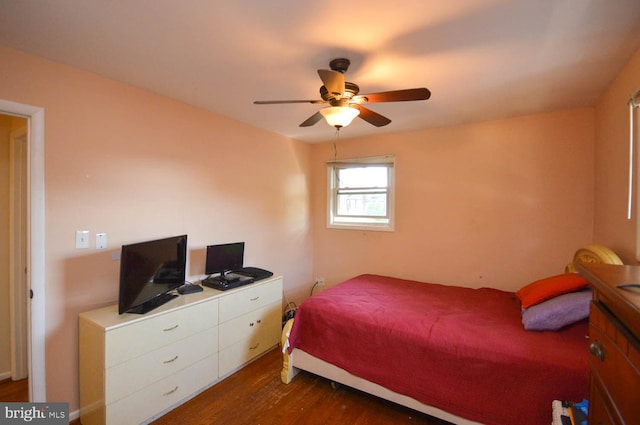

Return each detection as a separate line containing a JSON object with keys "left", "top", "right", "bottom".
{"left": 254, "top": 58, "right": 431, "bottom": 129}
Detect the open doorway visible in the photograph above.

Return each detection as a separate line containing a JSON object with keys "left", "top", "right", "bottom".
{"left": 0, "top": 100, "right": 46, "bottom": 402}
{"left": 1, "top": 115, "right": 28, "bottom": 400}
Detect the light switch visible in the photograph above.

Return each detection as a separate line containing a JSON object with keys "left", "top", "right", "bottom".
{"left": 76, "top": 230, "right": 90, "bottom": 249}
{"left": 96, "top": 233, "right": 107, "bottom": 249}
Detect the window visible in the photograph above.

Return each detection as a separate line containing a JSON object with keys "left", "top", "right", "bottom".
{"left": 327, "top": 156, "right": 394, "bottom": 231}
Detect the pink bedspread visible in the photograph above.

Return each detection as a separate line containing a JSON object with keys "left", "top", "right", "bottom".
{"left": 288, "top": 274, "right": 589, "bottom": 425}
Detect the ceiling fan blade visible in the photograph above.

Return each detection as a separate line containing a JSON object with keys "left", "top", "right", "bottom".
{"left": 352, "top": 105, "right": 391, "bottom": 127}
{"left": 254, "top": 99, "right": 325, "bottom": 104}
{"left": 299, "top": 111, "right": 324, "bottom": 127}
{"left": 318, "top": 69, "right": 345, "bottom": 99}
{"left": 354, "top": 88, "right": 431, "bottom": 104}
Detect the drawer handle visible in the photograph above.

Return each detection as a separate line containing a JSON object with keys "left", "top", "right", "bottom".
{"left": 249, "top": 343, "right": 260, "bottom": 350}
{"left": 163, "top": 355, "right": 179, "bottom": 364}
{"left": 250, "top": 296, "right": 260, "bottom": 301}
{"left": 163, "top": 386, "right": 179, "bottom": 396}
{"left": 163, "top": 324, "right": 179, "bottom": 332}
{"left": 589, "top": 340, "right": 605, "bottom": 362}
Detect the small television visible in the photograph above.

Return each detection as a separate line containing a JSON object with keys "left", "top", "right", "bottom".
{"left": 205, "top": 242, "right": 244, "bottom": 283}
{"left": 118, "top": 234, "right": 187, "bottom": 314}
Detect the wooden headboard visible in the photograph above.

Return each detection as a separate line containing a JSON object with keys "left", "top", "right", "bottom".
{"left": 565, "top": 244, "right": 623, "bottom": 273}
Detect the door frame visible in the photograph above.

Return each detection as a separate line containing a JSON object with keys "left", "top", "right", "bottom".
{"left": 0, "top": 99, "right": 46, "bottom": 402}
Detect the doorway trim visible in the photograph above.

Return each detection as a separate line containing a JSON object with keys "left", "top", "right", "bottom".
{"left": 0, "top": 99, "right": 46, "bottom": 402}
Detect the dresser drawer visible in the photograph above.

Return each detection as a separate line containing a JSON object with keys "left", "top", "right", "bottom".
{"left": 218, "top": 305, "right": 281, "bottom": 376}
{"left": 218, "top": 278, "right": 282, "bottom": 323}
{"left": 589, "top": 377, "right": 617, "bottom": 425}
{"left": 219, "top": 334, "right": 277, "bottom": 377}
{"left": 105, "top": 299, "right": 218, "bottom": 367}
{"left": 219, "top": 302, "right": 281, "bottom": 350}
{"left": 106, "top": 353, "right": 218, "bottom": 425}
{"left": 589, "top": 305, "right": 640, "bottom": 424}
{"left": 105, "top": 326, "right": 218, "bottom": 404}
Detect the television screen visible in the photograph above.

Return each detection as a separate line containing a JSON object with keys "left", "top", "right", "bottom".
{"left": 205, "top": 242, "right": 244, "bottom": 279}
{"left": 118, "top": 234, "right": 187, "bottom": 314}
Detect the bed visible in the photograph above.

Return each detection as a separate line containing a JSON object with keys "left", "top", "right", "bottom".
{"left": 281, "top": 245, "right": 623, "bottom": 425}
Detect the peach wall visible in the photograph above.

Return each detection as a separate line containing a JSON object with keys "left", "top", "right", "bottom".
{"left": 594, "top": 48, "right": 640, "bottom": 263}
{"left": 0, "top": 45, "right": 314, "bottom": 412}
{"left": 311, "top": 109, "right": 595, "bottom": 291}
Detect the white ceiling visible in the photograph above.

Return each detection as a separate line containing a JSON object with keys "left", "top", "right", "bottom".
{"left": 1, "top": 0, "right": 640, "bottom": 143}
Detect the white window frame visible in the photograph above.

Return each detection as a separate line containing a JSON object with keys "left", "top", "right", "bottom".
{"left": 327, "top": 155, "right": 395, "bottom": 231}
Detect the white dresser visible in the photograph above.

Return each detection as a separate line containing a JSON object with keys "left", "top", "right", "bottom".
{"left": 79, "top": 276, "right": 283, "bottom": 425}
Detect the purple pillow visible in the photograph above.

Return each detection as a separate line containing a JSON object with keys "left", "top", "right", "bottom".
{"left": 521, "top": 289, "right": 592, "bottom": 331}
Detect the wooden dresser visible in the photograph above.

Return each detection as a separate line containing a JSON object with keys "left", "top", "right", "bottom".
{"left": 79, "top": 276, "right": 283, "bottom": 425}
{"left": 577, "top": 264, "right": 640, "bottom": 425}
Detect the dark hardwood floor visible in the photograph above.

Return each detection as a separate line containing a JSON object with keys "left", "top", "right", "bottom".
{"left": 151, "top": 347, "right": 451, "bottom": 425}
{"left": 0, "top": 377, "right": 28, "bottom": 402}
{"left": 3, "top": 348, "right": 451, "bottom": 424}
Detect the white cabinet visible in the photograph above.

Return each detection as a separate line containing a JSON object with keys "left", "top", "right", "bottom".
{"left": 218, "top": 278, "right": 283, "bottom": 376}
{"left": 79, "top": 276, "right": 282, "bottom": 425}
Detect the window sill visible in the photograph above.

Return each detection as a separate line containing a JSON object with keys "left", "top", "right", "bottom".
{"left": 327, "top": 222, "right": 394, "bottom": 232}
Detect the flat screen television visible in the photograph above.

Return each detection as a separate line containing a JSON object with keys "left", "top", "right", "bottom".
{"left": 205, "top": 242, "right": 244, "bottom": 283}
{"left": 118, "top": 234, "right": 187, "bottom": 314}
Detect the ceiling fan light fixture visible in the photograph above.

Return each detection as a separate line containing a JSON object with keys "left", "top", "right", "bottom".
{"left": 319, "top": 106, "right": 360, "bottom": 128}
